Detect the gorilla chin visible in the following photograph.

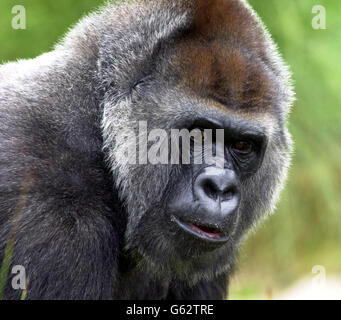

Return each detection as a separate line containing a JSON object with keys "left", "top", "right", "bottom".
{"left": 131, "top": 204, "right": 237, "bottom": 284}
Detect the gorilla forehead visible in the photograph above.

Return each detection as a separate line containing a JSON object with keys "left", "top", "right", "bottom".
{"left": 168, "top": 42, "right": 276, "bottom": 113}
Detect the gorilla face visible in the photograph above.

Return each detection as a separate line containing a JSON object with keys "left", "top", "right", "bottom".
{"left": 167, "top": 121, "right": 267, "bottom": 245}
{"left": 100, "top": 0, "right": 294, "bottom": 283}
{"left": 111, "top": 79, "right": 289, "bottom": 283}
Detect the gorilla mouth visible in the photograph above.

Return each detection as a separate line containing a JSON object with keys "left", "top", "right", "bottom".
{"left": 172, "top": 216, "right": 229, "bottom": 243}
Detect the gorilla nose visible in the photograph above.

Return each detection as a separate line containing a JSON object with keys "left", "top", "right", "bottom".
{"left": 194, "top": 167, "right": 240, "bottom": 217}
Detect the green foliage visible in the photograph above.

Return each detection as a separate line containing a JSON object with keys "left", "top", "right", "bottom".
{"left": 0, "top": 240, "right": 14, "bottom": 300}
{"left": 0, "top": 0, "right": 108, "bottom": 63}
{"left": 0, "top": 0, "right": 340, "bottom": 298}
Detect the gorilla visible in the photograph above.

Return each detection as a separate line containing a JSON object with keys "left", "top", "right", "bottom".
{"left": 0, "top": 0, "right": 294, "bottom": 299}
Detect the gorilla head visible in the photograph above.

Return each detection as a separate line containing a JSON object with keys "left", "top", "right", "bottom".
{"left": 100, "top": 0, "right": 294, "bottom": 284}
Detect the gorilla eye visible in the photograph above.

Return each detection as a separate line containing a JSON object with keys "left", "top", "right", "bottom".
{"left": 231, "top": 141, "right": 253, "bottom": 154}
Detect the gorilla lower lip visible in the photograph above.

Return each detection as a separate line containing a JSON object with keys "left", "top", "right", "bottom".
{"left": 188, "top": 223, "right": 225, "bottom": 238}
{"left": 172, "top": 216, "right": 228, "bottom": 243}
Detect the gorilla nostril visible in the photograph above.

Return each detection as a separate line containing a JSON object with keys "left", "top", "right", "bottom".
{"left": 221, "top": 187, "right": 236, "bottom": 202}
{"left": 202, "top": 179, "right": 219, "bottom": 200}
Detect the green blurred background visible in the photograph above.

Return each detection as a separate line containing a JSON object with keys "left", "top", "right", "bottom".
{"left": 0, "top": 0, "right": 340, "bottom": 299}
